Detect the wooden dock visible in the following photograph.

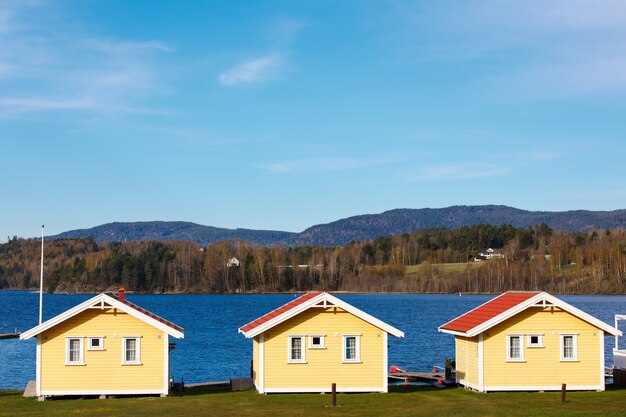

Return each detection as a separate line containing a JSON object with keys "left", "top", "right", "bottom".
{"left": 0, "top": 332, "right": 20, "bottom": 340}
{"left": 389, "top": 371, "right": 456, "bottom": 387}
{"left": 185, "top": 381, "right": 230, "bottom": 389}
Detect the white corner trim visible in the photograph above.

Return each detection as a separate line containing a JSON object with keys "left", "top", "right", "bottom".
{"left": 383, "top": 332, "right": 389, "bottom": 393}
{"left": 258, "top": 334, "right": 265, "bottom": 394}
{"left": 600, "top": 332, "right": 605, "bottom": 390}
{"left": 36, "top": 336, "right": 41, "bottom": 397}
{"left": 163, "top": 333, "right": 169, "bottom": 394}
{"left": 478, "top": 333, "right": 484, "bottom": 391}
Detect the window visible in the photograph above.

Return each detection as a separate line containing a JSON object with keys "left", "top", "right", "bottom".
{"left": 342, "top": 335, "right": 361, "bottom": 363}
{"left": 66, "top": 337, "right": 84, "bottom": 365}
{"left": 560, "top": 334, "right": 578, "bottom": 361}
{"left": 309, "top": 335, "right": 325, "bottom": 349}
{"left": 288, "top": 336, "right": 306, "bottom": 363}
{"left": 88, "top": 336, "right": 105, "bottom": 351}
{"left": 506, "top": 335, "right": 524, "bottom": 361}
{"left": 122, "top": 337, "right": 141, "bottom": 365}
{"left": 527, "top": 334, "right": 543, "bottom": 348}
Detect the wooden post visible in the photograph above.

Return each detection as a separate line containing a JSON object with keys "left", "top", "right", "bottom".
{"left": 331, "top": 383, "right": 336, "bottom": 407}
{"left": 561, "top": 383, "right": 566, "bottom": 402}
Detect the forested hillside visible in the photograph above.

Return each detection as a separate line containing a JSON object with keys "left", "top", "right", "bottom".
{"left": 51, "top": 221, "right": 296, "bottom": 246}
{"left": 289, "top": 205, "right": 626, "bottom": 245}
{"left": 48, "top": 206, "right": 626, "bottom": 247}
{"left": 2, "top": 224, "right": 625, "bottom": 295}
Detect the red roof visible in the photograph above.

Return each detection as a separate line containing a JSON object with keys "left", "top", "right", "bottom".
{"left": 239, "top": 292, "right": 323, "bottom": 333}
{"left": 113, "top": 295, "right": 184, "bottom": 333}
{"left": 440, "top": 291, "right": 540, "bottom": 334}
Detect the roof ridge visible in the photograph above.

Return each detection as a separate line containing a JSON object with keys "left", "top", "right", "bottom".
{"left": 239, "top": 291, "right": 324, "bottom": 333}
{"left": 111, "top": 294, "right": 184, "bottom": 333}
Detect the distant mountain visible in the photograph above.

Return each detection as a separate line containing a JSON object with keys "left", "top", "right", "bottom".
{"left": 51, "top": 206, "right": 626, "bottom": 247}
{"left": 285, "top": 205, "right": 626, "bottom": 246}
{"left": 51, "top": 221, "right": 296, "bottom": 246}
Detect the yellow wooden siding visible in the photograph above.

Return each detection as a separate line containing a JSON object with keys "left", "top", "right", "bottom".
{"left": 483, "top": 307, "right": 602, "bottom": 388}
{"left": 455, "top": 336, "right": 479, "bottom": 387}
{"left": 40, "top": 308, "right": 165, "bottom": 392}
{"left": 261, "top": 307, "right": 385, "bottom": 390}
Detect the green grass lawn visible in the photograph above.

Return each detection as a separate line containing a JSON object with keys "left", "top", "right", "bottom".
{"left": 3, "top": 385, "right": 626, "bottom": 417}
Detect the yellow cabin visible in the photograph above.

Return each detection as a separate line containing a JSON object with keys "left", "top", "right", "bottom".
{"left": 20, "top": 289, "right": 184, "bottom": 399}
{"left": 238, "top": 292, "right": 404, "bottom": 393}
{"left": 439, "top": 291, "right": 621, "bottom": 392}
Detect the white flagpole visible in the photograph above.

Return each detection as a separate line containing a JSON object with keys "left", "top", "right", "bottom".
{"left": 39, "top": 225, "right": 44, "bottom": 325}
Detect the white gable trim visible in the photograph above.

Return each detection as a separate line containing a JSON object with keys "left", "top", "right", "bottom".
{"left": 438, "top": 292, "right": 515, "bottom": 333}
{"left": 20, "top": 293, "right": 184, "bottom": 340}
{"left": 443, "top": 292, "right": 621, "bottom": 338}
{"left": 239, "top": 293, "right": 404, "bottom": 339}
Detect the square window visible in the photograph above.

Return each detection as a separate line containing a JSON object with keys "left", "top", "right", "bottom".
{"left": 288, "top": 336, "right": 306, "bottom": 363}
{"left": 309, "top": 335, "right": 325, "bottom": 349}
{"left": 527, "top": 334, "right": 543, "bottom": 348}
{"left": 122, "top": 337, "right": 141, "bottom": 365}
{"left": 88, "top": 337, "right": 104, "bottom": 350}
{"left": 66, "top": 337, "right": 84, "bottom": 365}
{"left": 507, "top": 335, "right": 524, "bottom": 361}
{"left": 342, "top": 335, "right": 360, "bottom": 363}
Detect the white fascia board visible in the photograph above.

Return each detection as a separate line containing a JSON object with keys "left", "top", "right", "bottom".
{"left": 20, "top": 293, "right": 184, "bottom": 340}
{"left": 439, "top": 292, "right": 514, "bottom": 331}
{"left": 465, "top": 292, "right": 621, "bottom": 337}
{"left": 240, "top": 293, "right": 404, "bottom": 338}
{"left": 103, "top": 296, "right": 184, "bottom": 339}
{"left": 540, "top": 293, "right": 621, "bottom": 337}
{"left": 438, "top": 328, "right": 469, "bottom": 337}
{"left": 21, "top": 293, "right": 107, "bottom": 340}
{"left": 465, "top": 292, "right": 547, "bottom": 337}
{"left": 323, "top": 294, "right": 404, "bottom": 338}
{"left": 239, "top": 292, "right": 328, "bottom": 338}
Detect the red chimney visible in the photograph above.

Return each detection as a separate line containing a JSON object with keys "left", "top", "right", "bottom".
{"left": 118, "top": 287, "right": 126, "bottom": 302}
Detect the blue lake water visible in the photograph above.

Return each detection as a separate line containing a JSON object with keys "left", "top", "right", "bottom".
{"left": 1, "top": 291, "right": 626, "bottom": 390}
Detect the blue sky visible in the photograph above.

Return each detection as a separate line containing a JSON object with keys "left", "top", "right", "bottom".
{"left": 2, "top": 0, "right": 626, "bottom": 240}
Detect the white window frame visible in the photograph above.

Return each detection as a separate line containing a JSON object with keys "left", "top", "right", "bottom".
{"left": 560, "top": 334, "right": 578, "bottom": 361}
{"left": 87, "top": 336, "right": 105, "bottom": 351}
{"left": 287, "top": 335, "right": 306, "bottom": 363}
{"left": 122, "top": 336, "right": 141, "bottom": 365}
{"left": 342, "top": 335, "right": 361, "bottom": 363}
{"left": 308, "top": 335, "right": 326, "bottom": 349}
{"left": 65, "top": 337, "right": 84, "bottom": 365}
{"left": 527, "top": 334, "right": 544, "bottom": 348}
{"left": 506, "top": 334, "right": 525, "bottom": 362}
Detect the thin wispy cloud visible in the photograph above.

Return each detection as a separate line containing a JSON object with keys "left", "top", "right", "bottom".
{"left": 262, "top": 156, "right": 385, "bottom": 174}
{"left": 392, "top": 0, "right": 626, "bottom": 98}
{"left": 0, "top": 2, "right": 174, "bottom": 117}
{"left": 405, "top": 164, "right": 509, "bottom": 181}
{"left": 218, "top": 54, "right": 285, "bottom": 86}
